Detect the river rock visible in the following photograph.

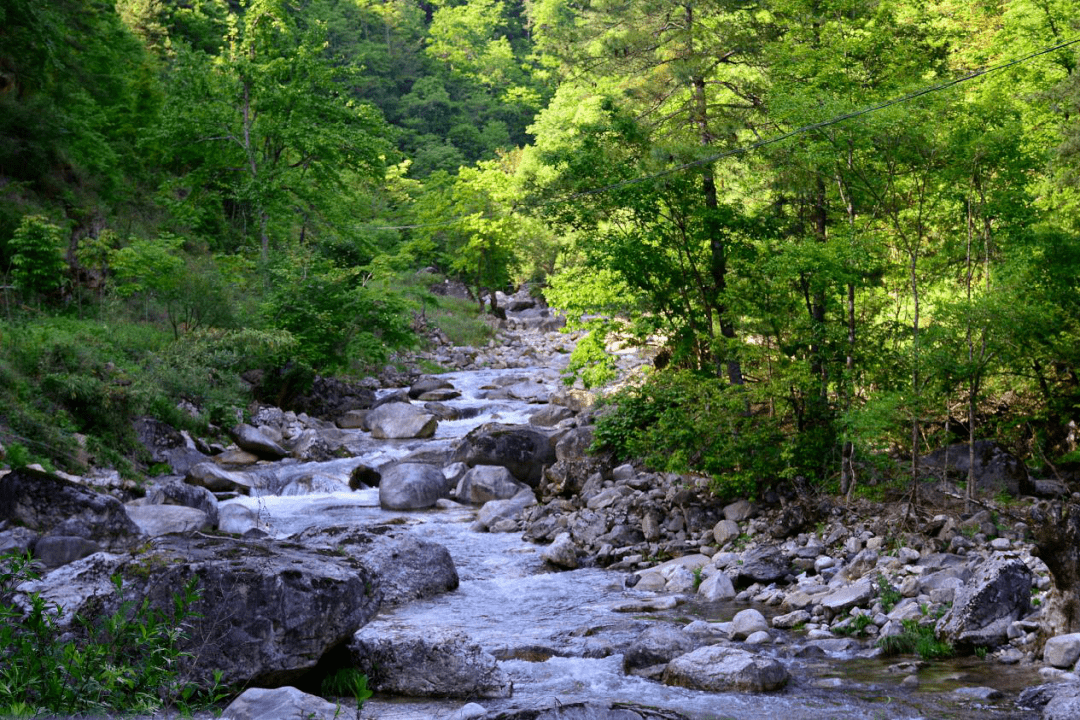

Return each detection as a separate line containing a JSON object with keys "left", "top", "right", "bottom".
{"left": 475, "top": 488, "right": 537, "bottom": 531}
{"left": 819, "top": 579, "right": 874, "bottom": 618}
{"left": 379, "top": 463, "right": 450, "bottom": 510}
{"left": 457, "top": 465, "right": 531, "bottom": 504}
{"left": 623, "top": 624, "right": 697, "bottom": 671}
{"left": 141, "top": 478, "right": 220, "bottom": 527}
{"left": 698, "top": 570, "right": 736, "bottom": 601}
{"left": 350, "top": 627, "right": 512, "bottom": 699}
{"left": 217, "top": 502, "right": 263, "bottom": 534}
{"left": 222, "top": 686, "right": 341, "bottom": 720}
{"left": 555, "top": 426, "right": 594, "bottom": 463}
{"left": 19, "top": 534, "right": 380, "bottom": 687}
{"left": 185, "top": 462, "right": 255, "bottom": 494}
{"left": 662, "top": 646, "right": 789, "bottom": 692}
{"left": 454, "top": 423, "right": 558, "bottom": 487}
{"left": 368, "top": 402, "right": 438, "bottom": 440}
{"left": 713, "top": 519, "right": 741, "bottom": 545}
{"left": 542, "top": 532, "right": 578, "bottom": 569}
{"left": 736, "top": 545, "right": 789, "bottom": 586}
{"left": 125, "top": 505, "right": 211, "bottom": 536}
{"left": 1045, "top": 633, "right": 1080, "bottom": 669}
{"left": 1042, "top": 684, "right": 1080, "bottom": 720}
{"left": 409, "top": 375, "right": 454, "bottom": 399}
{"left": 730, "top": 609, "right": 770, "bottom": 640}
{"left": 530, "top": 404, "right": 575, "bottom": 427}
{"left": 0, "top": 467, "right": 143, "bottom": 559}
{"left": 229, "top": 423, "right": 289, "bottom": 460}
{"left": 936, "top": 553, "right": 1032, "bottom": 650}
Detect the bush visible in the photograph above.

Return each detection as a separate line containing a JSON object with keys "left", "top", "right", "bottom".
{"left": 9, "top": 215, "right": 65, "bottom": 301}
{"left": 0, "top": 552, "right": 222, "bottom": 717}
{"left": 591, "top": 370, "right": 786, "bottom": 499}
{"left": 875, "top": 619, "right": 953, "bottom": 660}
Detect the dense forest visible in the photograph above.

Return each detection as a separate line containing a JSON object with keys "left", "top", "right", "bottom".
{"left": 1, "top": 0, "right": 1078, "bottom": 502}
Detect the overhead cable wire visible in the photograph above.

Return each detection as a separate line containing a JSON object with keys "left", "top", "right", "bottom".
{"left": 368, "top": 36, "right": 1080, "bottom": 230}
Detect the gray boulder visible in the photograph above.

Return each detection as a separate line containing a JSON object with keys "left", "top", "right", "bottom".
{"left": 623, "top": 624, "right": 696, "bottom": 671}
{"left": 0, "top": 467, "right": 142, "bottom": 559}
{"left": 292, "top": 526, "right": 459, "bottom": 606}
{"left": 736, "top": 545, "right": 789, "bottom": 586}
{"left": 541, "top": 532, "right": 578, "bottom": 569}
{"left": 185, "top": 462, "right": 255, "bottom": 494}
{"left": 20, "top": 534, "right": 380, "bottom": 687}
{"left": 663, "top": 645, "right": 789, "bottom": 692}
{"left": 379, "top": 463, "right": 450, "bottom": 510}
{"left": 1043, "top": 684, "right": 1080, "bottom": 720}
{"left": 229, "top": 423, "right": 289, "bottom": 460}
{"left": 698, "top": 570, "right": 735, "bottom": 601}
{"left": 142, "top": 478, "right": 220, "bottom": 527}
{"left": 730, "top": 609, "right": 770, "bottom": 640}
{"left": 1044, "top": 633, "right": 1080, "bottom": 669}
{"left": 368, "top": 402, "right": 438, "bottom": 440}
{"left": 457, "top": 465, "right": 531, "bottom": 504}
{"left": 529, "top": 404, "right": 575, "bottom": 427}
{"left": 222, "top": 687, "right": 341, "bottom": 720}
{"left": 936, "top": 553, "right": 1032, "bottom": 650}
{"left": 453, "top": 423, "right": 558, "bottom": 487}
{"left": 409, "top": 376, "right": 454, "bottom": 399}
{"left": 350, "top": 627, "right": 512, "bottom": 699}
{"left": 555, "top": 426, "right": 594, "bottom": 463}
{"left": 133, "top": 417, "right": 207, "bottom": 475}
{"left": 475, "top": 489, "right": 537, "bottom": 531}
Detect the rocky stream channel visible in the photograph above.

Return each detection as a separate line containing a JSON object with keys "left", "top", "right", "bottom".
{"left": 4, "top": 291, "right": 1080, "bottom": 720}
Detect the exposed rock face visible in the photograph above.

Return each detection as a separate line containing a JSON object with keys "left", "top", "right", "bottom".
{"left": 368, "top": 402, "right": 438, "bottom": 440}
{"left": 19, "top": 534, "right": 381, "bottom": 687}
{"left": 350, "top": 627, "right": 512, "bottom": 699}
{"left": 921, "top": 440, "right": 1031, "bottom": 496}
{"left": 935, "top": 553, "right": 1032, "bottom": 649}
{"left": 0, "top": 467, "right": 143, "bottom": 562}
{"left": 1031, "top": 501, "right": 1080, "bottom": 635}
{"left": 133, "top": 417, "right": 207, "bottom": 475}
{"left": 291, "top": 526, "right": 459, "bottom": 607}
{"left": 453, "top": 423, "right": 557, "bottom": 487}
{"left": 379, "top": 463, "right": 450, "bottom": 510}
{"left": 662, "top": 646, "right": 789, "bottom": 692}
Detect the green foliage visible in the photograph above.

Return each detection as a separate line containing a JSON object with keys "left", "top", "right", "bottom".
{"left": 563, "top": 323, "right": 617, "bottom": 388}
{"left": 876, "top": 575, "right": 902, "bottom": 614}
{"left": 0, "top": 551, "right": 220, "bottom": 717}
{"left": 8, "top": 216, "right": 65, "bottom": 300}
{"left": 261, "top": 248, "right": 413, "bottom": 372}
{"left": 592, "top": 370, "right": 786, "bottom": 499}
{"left": 876, "top": 620, "right": 954, "bottom": 660}
{"left": 320, "top": 667, "right": 373, "bottom": 709}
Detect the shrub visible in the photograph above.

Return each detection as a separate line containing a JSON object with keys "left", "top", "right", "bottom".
{"left": 591, "top": 370, "right": 785, "bottom": 499}
{"left": 0, "top": 551, "right": 221, "bottom": 716}
{"left": 563, "top": 322, "right": 618, "bottom": 388}
{"left": 9, "top": 215, "right": 65, "bottom": 301}
{"left": 875, "top": 619, "right": 953, "bottom": 660}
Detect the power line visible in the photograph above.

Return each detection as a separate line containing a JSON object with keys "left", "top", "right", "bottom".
{"left": 369, "top": 36, "right": 1080, "bottom": 230}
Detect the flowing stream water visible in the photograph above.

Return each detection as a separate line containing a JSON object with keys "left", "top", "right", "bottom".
{"left": 219, "top": 363, "right": 1042, "bottom": 720}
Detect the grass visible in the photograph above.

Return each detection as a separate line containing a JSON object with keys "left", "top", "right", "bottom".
{"left": 876, "top": 620, "right": 953, "bottom": 660}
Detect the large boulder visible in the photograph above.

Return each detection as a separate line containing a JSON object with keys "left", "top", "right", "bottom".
{"left": 350, "top": 627, "right": 512, "bottom": 699}
{"left": 622, "top": 624, "right": 696, "bottom": 671}
{"left": 0, "top": 467, "right": 142, "bottom": 560}
{"left": 229, "top": 423, "right": 288, "bottom": 460}
{"left": 662, "top": 646, "right": 789, "bottom": 692}
{"left": 379, "top": 463, "right": 450, "bottom": 510}
{"left": 18, "top": 534, "right": 381, "bottom": 687}
{"left": 453, "top": 423, "right": 558, "bottom": 487}
{"left": 141, "top": 478, "right": 220, "bottom": 527}
{"left": 368, "top": 403, "right": 438, "bottom": 440}
{"left": 935, "top": 553, "right": 1032, "bottom": 650}
{"left": 125, "top": 505, "right": 211, "bottom": 536}
{"left": 185, "top": 462, "right": 256, "bottom": 494}
{"left": 736, "top": 545, "right": 790, "bottom": 587}
{"left": 409, "top": 375, "right": 454, "bottom": 399}
{"left": 456, "top": 465, "right": 531, "bottom": 504}
{"left": 291, "top": 526, "right": 459, "bottom": 607}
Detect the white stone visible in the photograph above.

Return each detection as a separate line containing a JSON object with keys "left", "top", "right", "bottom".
{"left": 1045, "top": 633, "right": 1080, "bottom": 669}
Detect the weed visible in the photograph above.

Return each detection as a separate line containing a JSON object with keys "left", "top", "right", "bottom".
{"left": 876, "top": 620, "right": 953, "bottom": 660}
{"left": 0, "top": 551, "right": 222, "bottom": 717}
{"left": 692, "top": 566, "right": 704, "bottom": 590}
{"left": 876, "top": 575, "right": 902, "bottom": 613}
{"left": 975, "top": 646, "right": 987, "bottom": 659}
{"left": 321, "top": 667, "right": 373, "bottom": 718}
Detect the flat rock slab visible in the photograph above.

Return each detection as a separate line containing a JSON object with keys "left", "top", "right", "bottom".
{"left": 125, "top": 504, "right": 210, "bottom": 536}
